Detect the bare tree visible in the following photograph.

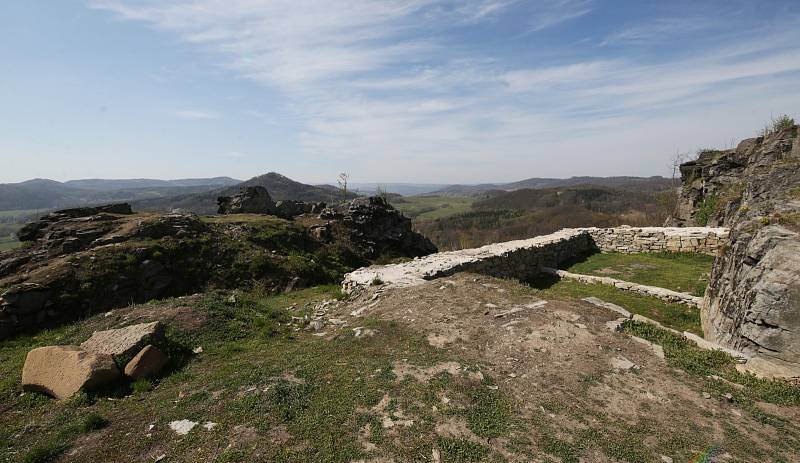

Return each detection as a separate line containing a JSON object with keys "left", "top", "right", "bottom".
{"left": 337, "top": 172, "right": 350, "bottom": 200}
{"left": 376, "top": 184, "right": 389, "bottom": 201}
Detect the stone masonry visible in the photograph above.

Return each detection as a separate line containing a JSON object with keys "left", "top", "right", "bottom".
{"left": 343, "top": 226, "right": 728, "bottom": 292}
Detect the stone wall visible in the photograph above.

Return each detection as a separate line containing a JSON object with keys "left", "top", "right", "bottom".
{"left": 585, "top": 226, "right": 728, "bottom": 255}
{"left": 344, "top": 226, "right": 729, "bottom": 292}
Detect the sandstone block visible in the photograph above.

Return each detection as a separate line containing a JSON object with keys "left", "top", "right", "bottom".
{"left": 124, "top": 345, "right": 169, "bottom": 379}
{"left": 81, "top": 321, "right": 163, "bottom": 359}
{"left": 22, "top": 346, "right": 120, "bottom": 399}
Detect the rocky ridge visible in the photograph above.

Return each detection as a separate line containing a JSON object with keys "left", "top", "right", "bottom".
{"left": 671, "top": 124, "right": 800, "bottom": 377}
{"left": 0, "top": 196, "right": 436, "bottom": 337}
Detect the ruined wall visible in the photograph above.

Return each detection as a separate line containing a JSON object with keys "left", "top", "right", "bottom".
{"left": 344, "top": 226, "right": 729, "bottom": 292}
{"left": 586, "top": 226, "right": 728, "bottom": 255}
{"left": 675, "top": 125, "right": 800, "bottom": 375}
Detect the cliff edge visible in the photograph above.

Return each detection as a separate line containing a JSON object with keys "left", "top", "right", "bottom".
{"left": 671, "top": 123, "right": 800, "bottom": 377}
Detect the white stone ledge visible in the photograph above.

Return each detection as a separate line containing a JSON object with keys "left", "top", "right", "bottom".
{"left": 543, "top": 268, "right": 703, "bottom": 307}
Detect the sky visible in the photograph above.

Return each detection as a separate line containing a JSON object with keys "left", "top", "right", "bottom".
{"left": 1, "top": 0, "right": 799, "bottom": 185}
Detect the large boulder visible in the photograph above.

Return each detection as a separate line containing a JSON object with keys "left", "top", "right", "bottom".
{"left": 22, "top": 346, "right": 120, "bottom": 399}
{"left": 217, "top": 186, "right": 277, "bottom": 214}
{"left": 81, "top": 321, "right": 164, "bottom": 360}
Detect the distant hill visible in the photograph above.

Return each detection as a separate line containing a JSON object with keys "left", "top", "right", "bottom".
{"left": 134, "top": 172, "right": 359, "bottom": 214}
{"left": 64, "top": 177, "right": 239, "bottom": 191}
{"left": 0, "top": 177, "right": 240, "bottom": 211}
{"left": 430, "top": 176, "right": 676, "bottom": 197}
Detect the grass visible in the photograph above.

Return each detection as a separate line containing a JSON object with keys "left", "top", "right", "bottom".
{"left": 1, "top": 286, "right": 516, "bottom": 462}
{"left": 390, "top": 196, "right": 475, "bottom": 221}
{"left": 528, "top": 276, "right": 702, "bottom": 334}
{"left": 561, "top": 251, "right": 714, "bottom": 296}
{"left": 623, "top": 320, "right": 800, "bottom": 408}
{"left": 0, "top": 239, "right": 22, "bottom": 252}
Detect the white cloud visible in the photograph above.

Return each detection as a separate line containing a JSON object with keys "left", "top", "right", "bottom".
{"left": 90, "top": 1, "right": 800, "bottom": 182}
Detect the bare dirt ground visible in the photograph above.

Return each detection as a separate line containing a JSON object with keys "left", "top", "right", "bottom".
{"left": 325, "top": 273, "right": 800, "bottom": 462}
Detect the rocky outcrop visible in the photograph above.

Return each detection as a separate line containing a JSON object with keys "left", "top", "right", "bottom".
{"left": 217, "top": 186, "right": 277, "bottom": 214}
{"left": 671, "top": 125, "right": 800, "bottom": 377}
{"left": 322, "top": 197, "right": 437, "bottom": 259}
{"left": 1, "top": 200, "right": 437, "bottom": 337}
{"left": 274, "top": 200, "right": 326, "bottom": 219}
{"left": 22, "top": 346, "right": 121, "bottom": 399}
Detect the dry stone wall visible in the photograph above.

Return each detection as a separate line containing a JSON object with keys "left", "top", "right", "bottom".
{"left": 344, "top": 226, "right": 729, "bottom": 292}
{"left": 586, "top": 226, "right": 728, "bottom": 255}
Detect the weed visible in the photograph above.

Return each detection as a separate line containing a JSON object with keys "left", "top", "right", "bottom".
{"left": 437, "top": 437, "right": 489, "bottom": 462}
{"left": 694, "top": 195, "right": 718, "bottom": 226}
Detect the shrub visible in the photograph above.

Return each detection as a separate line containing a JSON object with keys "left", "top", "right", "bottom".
{"left": 694, "top": 195, "right": 718, "bottom": 226}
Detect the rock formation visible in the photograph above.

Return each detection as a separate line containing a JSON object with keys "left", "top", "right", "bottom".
{"left": 217, "top": 186, "right": 277, "bottom": 214}
{"left": 321, "top": 196, "right": 438, "bottom": 258}
{"left": 0, "top": 198, "right": 436, "bottom": 337}
{"left": 671, "top": 124, "right": 800, "bottom": 377}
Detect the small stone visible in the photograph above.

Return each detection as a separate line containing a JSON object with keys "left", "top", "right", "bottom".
{"left": 702, "top": 392, "right": 711, "bottom": 399}
{"left": 661, "top": 456, "right": 673, "bottom": 463}
{"left": 226, "top": 295, "right": 237, "bottom": 304}
{"left": 169, "top": 419, "right": 197, "bottom": 435}
{"left": 202, "top": 421, "right": 217, "bottom": 431}
{"left": 611, "top": 356, "right": 636, "bottom": 371}
{"left": 723, "top": 393, "right": 734, "bottom": 402}
{"left": 192, "top": 346, "right": 203, "bottom": 354}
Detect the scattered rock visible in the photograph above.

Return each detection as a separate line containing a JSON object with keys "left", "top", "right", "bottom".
{"left": 353, "top": 327, "right": 377, "bottom": 338}
{"left": 22, "top": 346, "right": 120, "bottom": 399}
{"left": 81, "top": 321, "right": 163, "bottom": 359}
{"left": 202, "top": 421, "right": 217, "bottom": 431}
{"left": 169, "top": 419, "right": 197, "bottom": 435}
{"left": 124, "top": 345, "right": 169, "bottom": 379}
{"left": 702, "top": 392, "right": 712, "bottom": 399}
{"left": 610, "top": 356, "right": 637, "bottom": 371}
{"left": 192, "top": 346, "right": 204, "bottom": 354}
{"left": 661, "top": 456, "right": 674, "bottom": 463}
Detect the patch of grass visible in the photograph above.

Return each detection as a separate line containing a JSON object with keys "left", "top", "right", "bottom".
{"left": 562, "top": 251, "right": 713, "bottom": 296}
{"left": 437, "top": 437, "right": 489, "bottom": 462}
{"left": 391, "top": 196, "right": 475, "bottom": 221}
{"left": 623, "top": 320, "right": 800, "bottom": 407}
{"left": 464, "top": 385, "right": 510, "bottom": 438}
{"left": 0, "top": 239, "right": 22, "bottom": 252}
{"left": 529, "top": 276, "right": 702, "bottom": 334}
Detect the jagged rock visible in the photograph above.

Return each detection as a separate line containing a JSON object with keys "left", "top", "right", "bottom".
{"left": 217, "top": 186, "right": 277, "bottom": 214}
{"left": 22, "top": 345, "right": 120, "bottom": 399}
{"left": 81, "top": 321, "right": 163, "bottom": 359}
{"left": 274, "top": 200, "right": 326, "bottom": 219}
{"left": 321, "top": 196, "right": 437, "bottom": 258}
{"left": 670, "top": 125, "right": 800, "bottom": 369}
{"left": 124, "top": 345, "right": 169, "bottom": 379}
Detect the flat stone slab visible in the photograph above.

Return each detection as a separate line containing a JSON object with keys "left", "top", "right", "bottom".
{"left": 81, "top": 321, "right": 163, "bottom": 358}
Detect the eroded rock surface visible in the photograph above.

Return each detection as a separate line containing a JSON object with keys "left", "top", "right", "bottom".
{"left": 81, "top": 321, "right": 163, "bottom": 359}
{"left": 671, "top": 125, "right": 800, "bottom": 375}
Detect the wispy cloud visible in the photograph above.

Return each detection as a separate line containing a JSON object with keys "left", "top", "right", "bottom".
{"left": 527, "top": 0, "right": 592, "bottom": 32}
{"left": 173, "top": 109, "right": 220, "bottom": 120}
{"left": 89, "top": 1, "right": 800, "bottom": 181}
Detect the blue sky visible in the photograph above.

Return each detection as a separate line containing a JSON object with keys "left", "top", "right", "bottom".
{"left": 1, "top": 0, "right": 799, "bottom": 184}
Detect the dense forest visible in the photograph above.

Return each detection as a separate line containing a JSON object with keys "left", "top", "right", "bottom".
{"left": 412, "top": 185, "right": 676, "bottom": 250}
